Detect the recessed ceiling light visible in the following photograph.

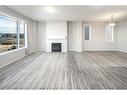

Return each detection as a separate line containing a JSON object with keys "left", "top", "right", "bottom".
{"left": 45, "top": 7, "right": 56, "bottom": 13}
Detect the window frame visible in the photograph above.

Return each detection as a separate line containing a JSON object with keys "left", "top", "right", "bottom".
{"left": 83, "top": 24, "right": 91, "bottom": 42}
{"left": 0, "top": 12, "right": 28, "bottom": 54}
{"left": 18, "top": 21, "right": 27, "bottom": 48}
{"left": 106, "top": 25, "right": 114, "bottom": 42}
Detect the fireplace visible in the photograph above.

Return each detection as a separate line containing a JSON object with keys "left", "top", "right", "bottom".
{"left": 52, "top": 43, "right": 61, "bottom": 52}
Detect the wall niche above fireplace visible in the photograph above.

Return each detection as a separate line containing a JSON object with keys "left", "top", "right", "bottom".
{"left": 52, "top": 43, "right": 62, "bottom": 52}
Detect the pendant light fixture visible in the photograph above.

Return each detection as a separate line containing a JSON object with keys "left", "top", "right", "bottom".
{"left": 109, "top": 15, "right": 116, "bottom": 26}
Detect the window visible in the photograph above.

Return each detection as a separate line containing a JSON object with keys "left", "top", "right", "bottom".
{"left": 19, "top": 22, "right": 25, "bottom": 48}
{"left": 106, "top": 25, "right": 114, "bottom": 42}
{"left": 0, "top": 15, "right": 27, "bottom": 53}
{"left": 83, "top": 24, "right": 91, "bottom": 41}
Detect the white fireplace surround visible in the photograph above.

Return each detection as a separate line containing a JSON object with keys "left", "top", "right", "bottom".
{"left": 46, "top": 21, "right": 67, "bottom": 52}
{"left": 46, "top": 36, "right": 67, "bottom": 52}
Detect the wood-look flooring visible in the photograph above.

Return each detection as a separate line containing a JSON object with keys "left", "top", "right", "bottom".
{"left": 0, "top": 51, "right": 127, "bottom": 89}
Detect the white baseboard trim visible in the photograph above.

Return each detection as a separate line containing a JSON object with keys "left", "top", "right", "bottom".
{"left": 68, "top": 49, "right": 77, "bottom": 51}
{"left": 118, "top": 50, "right": 127, "bottom": 53}
{"left": 68, "top": 49, "right": 82, "bottom": 52}
{"left": 83, "top": 49, "right": 117, "bottom": 51}
{"left": 68, "top": 49, "right": 117, "bottom": 52}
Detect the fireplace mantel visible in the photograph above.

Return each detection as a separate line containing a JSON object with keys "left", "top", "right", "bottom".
{"left": 48, "top": 36, "right": 67, "bottom": 40}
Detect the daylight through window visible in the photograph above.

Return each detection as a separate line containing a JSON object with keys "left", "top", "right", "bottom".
{"left": 83, "top": 24, "right": 91, "bottom": 41}
{"left": 0, "top": 15, "right": 27, "bottom": 53}
{"left": 106, "top": 25, "right": 114, "bottom": 42}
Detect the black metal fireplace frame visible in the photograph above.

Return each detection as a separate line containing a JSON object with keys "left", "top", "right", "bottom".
{"left": 52, "top": 43, "right": 62, "bottom": 52}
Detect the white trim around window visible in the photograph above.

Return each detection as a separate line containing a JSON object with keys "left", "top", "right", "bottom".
{"left": 106, "top": 25, "right": 114, "bottom": 42}
{"left": 0, "top": 13, "right": 28, "bottom": 54}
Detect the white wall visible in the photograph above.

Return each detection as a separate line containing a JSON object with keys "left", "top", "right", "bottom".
{"left": 0, "top": 6, "right": 38, "bottom": 68}
{"left": 37, "top": 21, "right": 127, "bottom": 54}
{"left": 46, "top": 21, "right": 67, "bottom": 52}
{"left": 37, "top": 22, "right": 46, "bottom": 51}
{"left": 83, "top": 22, "right": 117, "bottom": 51}
{"left": 38, "top": 21, "right": 82, "bottom": 52}
{"left": 38, "top": 21, "right": 118, "bottom": 53}
{"left": 37, "top": 21, "right": 68, "bottom": 52}
{"left": 117, "top": 19, "right": 127, "bottom": 53}
{"left": 67, "top": 22, "right": 77, "bottom": 51}
{"left": 27, "top": 21, "right": 38, "bottom": 53}
{"left": 46, "top": 21, "right": 67, "bottom": 39}
{"left": 67, "top": 21, "right": 82, "bottom": 52}
{"left": 76, "top": 22, "right": 83, "bottom": 52}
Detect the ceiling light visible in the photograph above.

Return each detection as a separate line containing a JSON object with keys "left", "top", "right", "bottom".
{"left": 109, "top": 15, "right": 116, "bottom": 26}
{"left": 109, "top": 22, "right": 116, "bottom": 26}
{"left": 45, "top": 7, "right": 56, "bottom": 13}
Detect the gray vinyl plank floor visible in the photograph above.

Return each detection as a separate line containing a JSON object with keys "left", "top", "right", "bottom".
{"left": 0, "top": 51, "right": 127, "bottom": 89}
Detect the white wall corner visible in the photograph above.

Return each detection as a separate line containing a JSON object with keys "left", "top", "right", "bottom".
{"left": 76, "top": 22, "right": 83, "bottom": 52}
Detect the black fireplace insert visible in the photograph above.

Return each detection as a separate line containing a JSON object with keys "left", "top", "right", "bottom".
{"left": 52, "top": 43, "right": 61, "bottom": 52}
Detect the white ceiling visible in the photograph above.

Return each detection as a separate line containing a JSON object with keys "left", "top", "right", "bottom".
{"left": 8, "top": 6, "right": 127, "bottom": 22}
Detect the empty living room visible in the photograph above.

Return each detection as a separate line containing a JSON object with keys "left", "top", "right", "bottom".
{"left": 1, "top": 1, "right": 127, "bottom": 94}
